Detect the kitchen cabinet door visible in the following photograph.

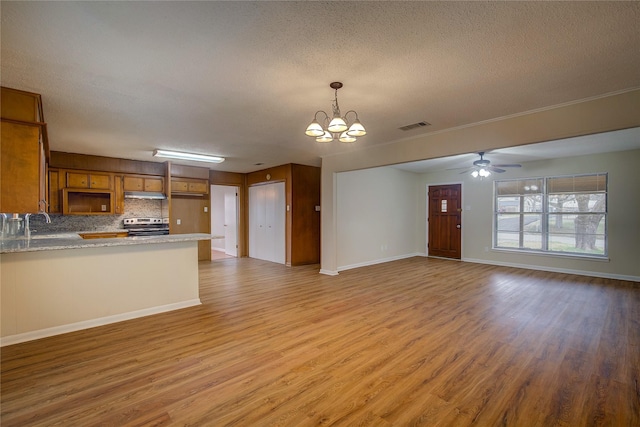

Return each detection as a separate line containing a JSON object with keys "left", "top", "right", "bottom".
{"left": 48, "top": 169, "right": 61, "bottom": 213}
{"left": 171, "top": 178, "right": 208, "bottom": 195}
{"left": 144, "top": 177, "right": 163, "bottom": 192}
{"left": 123, "top": 176, "right": 144, "bottom": 191}
{"left": 0, "top": 121, "right": 43, "bottom": 213}
{"left": 114, "top": 175, "right": 124, "bottom": 214}
{"left": 66, "top": 171, "right": 112, "bottom": 189}
{"left": 124, "top": 175, "right": 165, "bottom": 193}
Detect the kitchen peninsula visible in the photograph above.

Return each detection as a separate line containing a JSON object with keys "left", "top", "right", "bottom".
{"left": 0, "top": 233, "right": 211, "bottom": 346}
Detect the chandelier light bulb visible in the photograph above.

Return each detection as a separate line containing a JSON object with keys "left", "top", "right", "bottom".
{"left": 339, "top": 132, "right": 357, "bottom": 143}
{"left": 347, "top": 119, "right": 366, "bottom": 136}
{"left": 305, "top": 120, "right": 324, "bottom": 137}
{"left": 471, "top": 170, "right": 479, "bottom": 178}
{"left": 328, "top": 116, "right": 348, "bottom": 133}
{"left": 316, "top": 131, "right": 334, "bottom": 143}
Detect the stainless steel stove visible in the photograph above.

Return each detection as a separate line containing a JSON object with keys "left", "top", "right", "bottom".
{"left": 123, "top": 217, "right": 169, "bottom": 236}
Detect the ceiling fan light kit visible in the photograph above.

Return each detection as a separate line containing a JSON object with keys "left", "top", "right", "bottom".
{"left": 305, "top": 82, "right": 366, "bottom": 143}
{"left": 466, "top": 152, "right": 521, "bottom": 179}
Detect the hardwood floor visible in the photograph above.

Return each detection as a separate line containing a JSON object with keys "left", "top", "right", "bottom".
{"left": 1, "top": 257, "right": 639, "bottom": 426}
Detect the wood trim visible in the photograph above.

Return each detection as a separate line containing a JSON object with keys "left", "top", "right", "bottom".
{"left": 209, "top": 170, "right": 244, "bottom": 186}
{"left": 170, "top": 164, "right": 210, "bottom": 180}
{"left": 50, "top": 151, "right": 166, "bottom": 175}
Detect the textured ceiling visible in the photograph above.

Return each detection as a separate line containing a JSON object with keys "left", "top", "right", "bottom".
{"left": 1, "top": 1, "right": 639, "bottom": 172}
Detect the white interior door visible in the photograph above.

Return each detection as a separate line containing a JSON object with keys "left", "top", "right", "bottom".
{"left": 224, "top": 190, "right": 238, "bottom": 256}
{"left": 249, "top": 186, "right": 260, "bottom": 259}
{"left": 248, "top": 182, "right": 285, "bottom": 264}
{"left": 271, "top": 182, "right": 286, "bottom": 264}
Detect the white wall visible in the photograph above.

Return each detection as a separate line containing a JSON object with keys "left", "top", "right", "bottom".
{"left": 336, "top": 167, "right": 422, "bottom": 270}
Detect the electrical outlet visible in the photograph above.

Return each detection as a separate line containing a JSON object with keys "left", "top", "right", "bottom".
{"left": 101, "top": 205, "right": 107, "bottom": 211}
{"left": 204, "top": 207, "right": 208, "bottom": 213}
{"left": 177, "top": 219, "right": 181, "bottom": 225}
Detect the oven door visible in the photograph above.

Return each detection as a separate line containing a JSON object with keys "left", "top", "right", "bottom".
{"left": 126, "top": 228, "right": 170, "bottom": 236}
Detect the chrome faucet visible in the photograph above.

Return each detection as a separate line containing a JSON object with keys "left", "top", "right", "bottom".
{"left": 24, "top": 212, "right": 52, "bottom": 239}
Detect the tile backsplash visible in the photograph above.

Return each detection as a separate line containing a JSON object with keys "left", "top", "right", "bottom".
{"left": 26, "top": 199, "right": 168, "bottom": 233}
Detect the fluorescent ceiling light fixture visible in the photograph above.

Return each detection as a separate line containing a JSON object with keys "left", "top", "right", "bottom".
{"left": 153, "top": 149, "right": 225, "bottom": 163}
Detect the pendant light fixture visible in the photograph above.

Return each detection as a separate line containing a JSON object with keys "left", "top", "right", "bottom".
{"left": 305, "top": 82, "right": 366, "bottom": 143}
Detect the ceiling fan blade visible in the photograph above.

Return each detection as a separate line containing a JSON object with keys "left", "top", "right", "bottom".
{"left": 459, "top": 168, "right": 474, "bottom": 174}
{"left": 489, "top": 166, "right": 506, "bottom": 173}
{"left": 493, "top": 164, "right": 522, "bottom": 168}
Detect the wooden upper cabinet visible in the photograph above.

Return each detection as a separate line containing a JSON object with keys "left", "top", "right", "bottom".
{"left": 65, "top": 171, "right": 112, "bottom": 189}
{"left": 48, "top": 168, "right": 61, "bottom": 213}
{"left": 0, "top": 122, "right": 43, "bottom": 213}
{"left": 114, "top": 175, "right": 124, "bottom": 215}
{"left": 1, "top": 87, "right": 42, "bottom": 122}
{"left": 171, "top": 180, "right": 189, "bottom": 193}
{"left": 123, "top": 175, "right": 164, "bottom": 193}
{"left": 171, "top": 178, "right": 209, "bottom": 195}
{"left": 144, "top": 177, "right": 164, "bottom": 192}
{"left": 1, "top": 87, "right": 48, "bottom": 214}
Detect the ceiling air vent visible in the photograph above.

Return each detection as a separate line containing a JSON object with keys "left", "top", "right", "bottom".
{"left": 399, "top": 121, "right": 431, "bottom": 131}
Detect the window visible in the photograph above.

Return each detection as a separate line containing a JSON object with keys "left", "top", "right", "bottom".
{"left": 494, "top": 174, "right": 607, "bottom": 257}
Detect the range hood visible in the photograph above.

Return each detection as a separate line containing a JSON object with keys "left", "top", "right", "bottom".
{"left": 124, "top": 191, "right": 167, "bottom": 200}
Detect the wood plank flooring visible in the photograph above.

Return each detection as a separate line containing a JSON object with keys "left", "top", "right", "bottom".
{"left": 1, "top": 257, "right": 639, "bottom": 426}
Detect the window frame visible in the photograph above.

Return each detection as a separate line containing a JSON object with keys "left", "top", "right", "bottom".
{"left": 493, "top": 173, "right": 608, "bottom": 259}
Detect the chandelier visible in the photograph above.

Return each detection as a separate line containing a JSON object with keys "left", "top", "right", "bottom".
{"left": 304, "top": 82, "right": 366, "bottom": 143}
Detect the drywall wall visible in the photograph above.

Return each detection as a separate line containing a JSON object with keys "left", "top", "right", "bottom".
{"left": 336, "top": 167, "right": 422, "bottom": 270}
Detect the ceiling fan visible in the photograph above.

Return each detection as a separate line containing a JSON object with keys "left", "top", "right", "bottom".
{"left": 462, "top": 152, "right": 521, "bottom": 178}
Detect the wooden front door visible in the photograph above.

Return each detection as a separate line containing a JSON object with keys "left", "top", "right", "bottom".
{"left": 428, "top": 184, "right": 462, "bottom": 259}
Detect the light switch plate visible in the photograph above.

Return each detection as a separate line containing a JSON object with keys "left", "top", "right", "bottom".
{"left": 176, "top": 219, "right": 181, "bottom": 225}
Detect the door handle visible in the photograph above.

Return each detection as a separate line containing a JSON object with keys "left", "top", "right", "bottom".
{"left": 456, "top": 224, "right": 461, "bottom": 229}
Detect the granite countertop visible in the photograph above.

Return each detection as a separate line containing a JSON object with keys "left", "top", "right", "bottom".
{"left": 0, "top": 232, "right": 212, "bottom": 254}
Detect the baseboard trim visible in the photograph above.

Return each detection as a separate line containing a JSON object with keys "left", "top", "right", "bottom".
{"left": 338, "top": 253, "right": 425, "bottom": 272}
{"left": 463, "top": 257, "right": 640, "bottom": 283}
{"left": 0, "top": 299, "right": 202, "bottom": 347}
{"left": 319, "top": 269, "right": 339, "bottom": 276}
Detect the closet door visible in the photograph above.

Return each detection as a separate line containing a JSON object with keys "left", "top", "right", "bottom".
{"left": 248, "top": 185, "right": 262, "bottom": 260}
{"left": 248, "top": 182, "right": 285, "bottom": 264}
{"left": 270, "top": 182, "right": 286, "bottom": 264}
